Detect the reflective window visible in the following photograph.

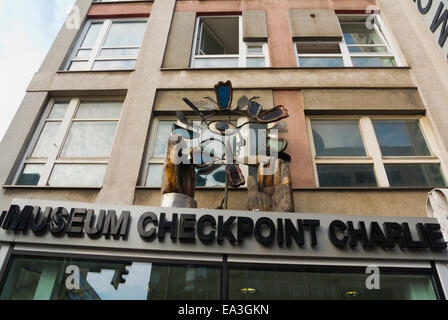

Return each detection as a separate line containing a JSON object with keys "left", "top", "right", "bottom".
{"left": 229, "top": 267, "right": 439, "bottom": 300}
{"left": 309, "top": 117, "right": 446, "bottom": 188}
{"left": 0, "top": 256, "right": 441, "bottom": 300}
{"left": 295, "top": 15, "right": 398, "bottom": 67}
{"left": 372, "top": 120, "right": 431, "bottom": 156}
{"left": 317, "top": 164, "right": 377, "bottom": 187}
{"left": 385, "top": 164, "right": 446, "bottom": 187}
{"left": 192, "top": 16, "right": 268, "bottom": 68}
{"left": 311, "top": 120, "right": 366, "bottom": 156}
{"left": 0, "top": 257, "right": 220, "bottom": 300}
{"left": 66, "top": 19, "right": 147, "bottom": 71}
{"left": 143, "top": 118, "right": 239, "bottom": 188}
{"left": 15, "top": 99, "right": 123, "bottom": 187}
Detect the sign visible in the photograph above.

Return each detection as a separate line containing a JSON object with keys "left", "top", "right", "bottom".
{"left": 1, "top": 199, "right": 448, "bottom": 261}
{"left": 411, "top": 0, "right": 448, "bottom": 59}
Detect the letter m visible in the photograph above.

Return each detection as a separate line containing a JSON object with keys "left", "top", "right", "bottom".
{"left": 2, "top": 205, "right": 34, "bottom": 231}
{"left": 430, "top": 2, "right": 448, "bottom": 46}
{"left": 102, "top": 210, "right": 131, "bottom": 239}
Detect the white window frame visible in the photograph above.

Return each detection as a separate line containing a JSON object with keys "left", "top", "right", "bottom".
{"left": 64, "top": 17, "right": 147, "bottom": 71}
{"left": 190, "top": 16, "right": 269, "bottom": 68}
{"left": 306, "top": 115, "right": 447, "bottom": 188}
{"left": 14, "top": 97, "right": 123, "bottom": 187}
{"left": 295, "top": 14, "right": 402, "bottom": 67}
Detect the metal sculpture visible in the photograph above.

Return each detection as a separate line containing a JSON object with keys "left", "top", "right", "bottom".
{"left": 160, "top": 80, "right": 295, "bottom": 212}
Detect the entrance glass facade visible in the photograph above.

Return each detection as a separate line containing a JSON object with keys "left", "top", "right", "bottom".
{"left": 0, "top": 255, "right": 441, "bottom": 300}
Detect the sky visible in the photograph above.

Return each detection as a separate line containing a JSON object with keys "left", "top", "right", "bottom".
{"left": 0, "top": 0, "right": 76, "bottom": 142}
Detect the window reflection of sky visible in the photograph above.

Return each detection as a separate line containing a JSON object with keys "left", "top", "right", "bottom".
{"left": 85, "top": 263, "right": 152, "bottom": 300}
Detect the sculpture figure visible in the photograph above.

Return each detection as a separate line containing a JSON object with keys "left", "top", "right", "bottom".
{"left": 160, "top": 80, "right": 295, "bottom": 212}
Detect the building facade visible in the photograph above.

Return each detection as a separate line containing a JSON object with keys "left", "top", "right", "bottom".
{"left": 0, "top": 0, "right": 448, "bottom": 300}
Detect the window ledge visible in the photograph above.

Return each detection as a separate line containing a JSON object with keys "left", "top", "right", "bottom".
{"left": 2, "top": 185, "right": 102, "bottom": 190}
{"left": 136, "top": 186, "right": 248, "bottom": 190}
{"left": 160, "top": 66, "right": 411, "bottom": 72}
{"left": 56, "top": 70, "right": 135, "bottom": 74}
{"left": 136, "top": 186, "right": 439, "bottom": 191}
{"left": 295, "top": 187, "right": 441, "bottom": 191}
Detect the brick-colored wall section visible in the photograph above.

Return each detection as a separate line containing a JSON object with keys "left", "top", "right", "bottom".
{"left": 175, "top": 0, "right": 377, "bottom": 12}
{"left": 175, "top": 0, "right": 377, "bottom": 67}
{"left": 87, "top": 2, "right": 152, "bottom": 19}
{"left": 273, "top": 90, "right": 316, "bottom": 188}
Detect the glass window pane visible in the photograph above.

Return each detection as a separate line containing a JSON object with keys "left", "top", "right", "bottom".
{"left": 351, "top": 57, "right": 397, "bottom": 67}
{"left": 48, "top": 164, "right": 107, "bottom": 186}
{"left": 68, "top": 61, "right": 89, "bottom": 71}
{"left": 247, "top": 57, "right": 265, "bottom": 67}
{"left": 194, "top": 58, "right": 239, "bottom": 68}
{"left": 299, "top": 57, "right": 344, "bottom": 67}
{"left": 16, "top": 164, "right": 45, "bottom": 186}
{"left": 342, "top": 23, "right": 384, "bottom": 45}
{"left": 76, "top": 49, "right": 92, "bottom": 58}
{"left": 31, "top": 122, "right": 61, "bottom": 158}
{"left": 61, "top": 122, "right": 118, "bottom": 158}
{"left": 99, "top": 48, "right": 140, "bottom": 57}
{"left": 92, "top": 60, "right": 136, "bottom": 70}
{"left": 195, "top": 166, "right": 226, "bottom": 187}
{"left": 145, "top": 164, "right": 163, "bottom": 187}
{"left": 147, "top": 264, "right": 221, "bottom": 300}
{"left": 200, "top": 25, "right": 226, "bottom": 55}
{"left": 317, "top": 164, "right": 377, "bottom": 187}
{"left": 385, "top": 164, "right": 446, "bottom": 187}
{"left": 81, "top": 23, "right": 102, "bottom": 48}
{"left": 372, "top": 120, "right": 431, "bottom": 156}
{"left": 229, "top": 268, "right": 439, "bottom": 300}
{"left": 0, "top": 256, "right": 221, "bottom": 300}
{"left": 348, "top": 46, "right": 388, "bottom": 53}
{"left": 103, "top": 22, "right": 146, "bottom": 47}
{"left": 48, "top": 102, "right": 69, "bottom": 120}
{"left": 311, "top": 120, "right": 366, "bottom": 156}
{"left": 76, "top": 101, "right": 123, "bottom": 119}
{"left": 152, "top": 121, "right": 176, "bottom": 158}
{"left": 247, "top": 45, "right": 263, "bottom": 54}
{"left": 296, "top": 42, "right": 341, "bottom": 54}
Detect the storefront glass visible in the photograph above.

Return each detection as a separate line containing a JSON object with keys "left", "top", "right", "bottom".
{"left": 229, "top": 267, "right": 439, "bottom": 300}
{"left": 0, "top": 256, "right": 441, "bottom": 300}
{"left": 0, "top": 256, "right": 221, "bottom": 300}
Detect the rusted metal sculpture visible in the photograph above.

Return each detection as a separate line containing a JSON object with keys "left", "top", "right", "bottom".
{"left": 247, "top": 159, "right": 295, "bottom": 212}
{"left": 160, "top": 80, "right": 294, "bottom": 212}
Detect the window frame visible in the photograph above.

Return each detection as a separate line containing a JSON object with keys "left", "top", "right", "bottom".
{"left": 295, "top": 14, "right": 402, "bottom": 68}
{"left": 190, "top": 15, "right": 270, "bottom": 69}
{"left": 306, "top": 115, "right": 447, "bottom": 188}
{"left": 14, "top": 97, "right": 124, "bottom": 187}
{"left": 64, "top": 17, "right": 147, "bottom": 71}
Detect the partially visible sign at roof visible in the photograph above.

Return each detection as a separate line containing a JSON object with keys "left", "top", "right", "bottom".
{"left": 411, "top": 0, "right": 448, "bottom": 59}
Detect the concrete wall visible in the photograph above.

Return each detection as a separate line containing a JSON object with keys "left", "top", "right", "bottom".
{"left": 0, "top": 0, "right": 445, "bottom": 220}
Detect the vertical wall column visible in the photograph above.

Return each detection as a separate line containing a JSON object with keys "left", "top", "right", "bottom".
{"left": 273, "top": 90, "right": 315, "bottom": 188}
{"left": 264, "top": 2, "right": 297, "bottom": 67}
{"left": 96, "top": 0, "right": 177, "bottom": 205}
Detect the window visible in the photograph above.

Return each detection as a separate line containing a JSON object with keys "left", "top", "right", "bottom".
{"left": 0, "top": 256, "right": 221, "bottom": 300}
{"left": 141, "top": 116, "right": 266, "bottom": 188}
{"left": 229, "top": 266, "right": 439, "bottom": 300}
{"left": 14, "top": 98, "right": 123, "bottom": 187}
{"left": 191, "top": 16, "right": 269, "bottom": 68}
{"left": 308, "top": 117, "right": 447, "bottom": 188}
{"left": 0, "top": 255, "right": 440, "bottom": 300}
{"left": 295, "top": 15, "right": 399, "bottom": 67}
{"left": 65, "top": 19, "right": 147, "bottom": 71}
{"left": 142, "top": 117, "right": 241, "bottom": 188}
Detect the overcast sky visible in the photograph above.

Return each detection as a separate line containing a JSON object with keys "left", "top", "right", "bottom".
{"left": 0, "top": 0, "right": 76, "bottom": 142}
